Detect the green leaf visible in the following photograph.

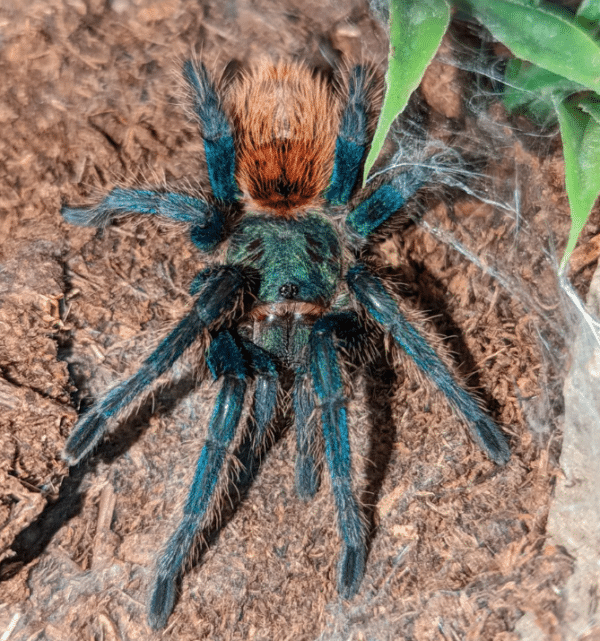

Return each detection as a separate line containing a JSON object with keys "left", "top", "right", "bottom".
{"left": 362, "top": 0, "right": 450, "bottom": 182}
{"left": 463, "top": 0, "right": 600, "bottom": 93}
{"left": 555, "top": 94, "right": 600, "bottom": 271}
{"left": 577, "top": 0, "right": 600, "bottom": 25}
{"left": 579, "top": 93, "right": 600, "bottom": 124}
{"left": 503, "top": 59, "right": 585, "bottom": 123}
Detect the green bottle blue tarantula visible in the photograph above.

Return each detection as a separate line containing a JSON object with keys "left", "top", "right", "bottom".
{"left": 62, "top": 60, "right": 510, "bottom": 630}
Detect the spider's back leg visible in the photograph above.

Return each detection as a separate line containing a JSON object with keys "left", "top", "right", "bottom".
{"left": 345, "top": 153, "right": 460, "bottom": 239}
{"left": 183, "top": 60, "right": 240, "bottom": 203}
{"left": 61, "top": 188, "right": 226, "bottom": 252}
{"left": 325, "top": 65, "right": 378, "bottom": 206}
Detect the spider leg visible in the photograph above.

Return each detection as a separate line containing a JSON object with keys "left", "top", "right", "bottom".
{"left": 347, "top": 264, "right": 510, "bottom": 464}
{"left": 294, "top": 316, "right": 367, "bottom": 501}
{"left": 240, "top": 339, "right": 279, "bottom": 445}
{"left": 63, "top": 266, "right": 247, "bottom": 465}
{"left": 233, "top": 338, "right": 279, "bottom": 486}
{"left": 308, "top": 311, "right": 366, "bottom": 599}
{"left": 148, "top": 331, "right": 249, "bottom": 630}
{"left": 346, "top": 184, "right": 410, "bottom": 238}
{"left": 183, "top": 60, "right": 240, "bottom": 203}
{"left": 346, "top": 156, "right": 452, "bottom": 238}
{"left": 293, "top": 368, "right": 320, "bottom": 500}
{"left": 325, "top": 65, "right": 373, "bottom": 205}
{"left": 61, "top": 188, "right": 224, "bottom": 252}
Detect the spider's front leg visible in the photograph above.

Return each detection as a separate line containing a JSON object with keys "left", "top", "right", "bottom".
{"left": 63, "top": 265, "right": 247, "bottom": 465}
{"left": 348, "top": 264, "right": 510, "bottom": 464}
{"left": 148, "top": 331, "right": 278, "bottom": 630}
{"left": 308, "top": 312, "right": 367, "bottom": 599}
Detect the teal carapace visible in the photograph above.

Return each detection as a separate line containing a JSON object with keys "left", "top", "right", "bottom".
{"left": 227, "top": 212, "right": 343, "bottom": 305}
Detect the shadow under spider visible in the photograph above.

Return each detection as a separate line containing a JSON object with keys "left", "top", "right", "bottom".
{"left": 0, "top": 371, "right": 200, "bottom": 581}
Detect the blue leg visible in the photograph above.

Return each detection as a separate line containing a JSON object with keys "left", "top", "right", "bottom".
{"left": 346, "top": 153, "right": 461, "bottom": 238}
{"left": 228, "top": 340, "right": 279, "bottom": 489}
{"left": 308, "top": 312, "right": 366, "bottom": 599}
{"left": 346, "top": 185, "right": 408, "bottom": 238}
{"left": 241, "top": 340, "right": 279, "bottom": 447}
{"left": 61, "top": 188, "right": 224, "bottom": 252}
{"left": 293, "top": 369, "right": 320, "bottom": 500}
{"left": 182, "top": 60, "right": 240, "bottom": 203}
{"left": 63, "top": 266, "right": 247, "bottom": 465}
{"left": 324, "top": 66, "right": 373, "bottom": 205}
{"left": 148, "top": 331, "right": 248, "bottom": 630}
{"left": 347, "top": 264, "right": 510, "bottom": 464}
{"left": 293, "top": 315, "right": 366, "bottom": 501}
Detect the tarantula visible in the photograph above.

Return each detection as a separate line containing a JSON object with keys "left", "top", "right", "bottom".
{"left": 61, "top": 60, "right": 510, "bottom": 630}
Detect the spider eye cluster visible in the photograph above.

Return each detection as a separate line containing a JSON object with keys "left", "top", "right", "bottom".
{"left": 279, "top": 282, "right": 299, "bottom": 299}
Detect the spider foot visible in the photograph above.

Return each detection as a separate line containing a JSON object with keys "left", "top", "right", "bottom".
{"left": 473, "top": 416, "right": 511, "bottom": 465}
{"left": 337, "top": 543, "right": 366, "bottom": 600}
{"left": 148, "top": 572, "right": 177, "bottom": 631}
{"left": 63, "top": 407, "right": 105, "bottom": 465}
{"left": 295, "top": 453, "right": 320, "bottom": 500}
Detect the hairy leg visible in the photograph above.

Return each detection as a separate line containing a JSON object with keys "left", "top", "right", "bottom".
{"left": 293, "top": 368, "right": 321, "bottom": 500}
{"left": 62, "top": 188, "right": 225, "bottom": 251}
{"left": 233, "top": 338, "right": 280, "bottom": 487}
{"left": 345, "top": 153, "right": 463, "bottom": 238}
{"left": 347, "top": 264, "right": 510, "bottom": 464}
{"left": 325, "top": 65, "right": 374, "bottom": 205}
{"left": 183, "top": 60, "right": 240, "bottom": 203}
{"left": 308, "top": 312, "right": 367, "bottom": 599}
{"left": 148, "top": 330, "right": 249, "bottom": 629}
{"left": 63, "top": 266, "right": 247, "bottom": 465}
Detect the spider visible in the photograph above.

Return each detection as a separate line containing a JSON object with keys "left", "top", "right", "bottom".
{"left": 61, "top": 59, "right": 510, "bottom": 630}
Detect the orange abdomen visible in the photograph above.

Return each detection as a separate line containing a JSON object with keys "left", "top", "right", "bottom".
{"left": 226, "top": 62, "right": 341, "bottom": 217}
